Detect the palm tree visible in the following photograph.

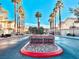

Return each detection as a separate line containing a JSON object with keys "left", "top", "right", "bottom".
{"left": 12, "top": 0, "right": 17, "bottom": 33}
{"left": 35, "top": 12, "right": 42, "bottom": 34}
{"left": 12, "top": 0, "right": 21, "bottom": 34}
{"left": 57, "top": 0, "right": 63, "bottom": 35}
{"left": 18, "top": 6, "right": 24, "bottom": 34}
{"left": 59, "top": 6, "right": 61, "bottom": 35}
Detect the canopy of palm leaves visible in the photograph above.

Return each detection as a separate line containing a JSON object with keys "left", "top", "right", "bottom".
{"left": 74, "top": 8, "right": 79, "bottom": 16}
{"left": 69, "top": 8, "right": 79, "bottom": 19}
{"left": 12, "top": 0, "right": 16, "bottom": 2}
{"left": 18, "top": 6, "right": 24, "bottom": 13}
{"left": 35, "top": 12, "right": 42, "bottom": 18}
{"left": 12, "top": 0, "right": 21, "bottom": 4}
{"left": 49, "top": 13, "right": 55, "bottom": 22}
{"left": 18, "top": 6, "right": 24, "bottom": 19}
{"left": 50, "top": 13, "right": 55, "bottom": 17}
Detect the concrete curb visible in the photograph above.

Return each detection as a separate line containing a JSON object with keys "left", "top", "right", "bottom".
{"left": 59, "top": 36, "right": 79, "bottom": 40}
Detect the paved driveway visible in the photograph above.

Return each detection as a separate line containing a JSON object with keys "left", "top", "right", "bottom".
{"left": 0, "top": 36, "right": 79, "bottom": 59}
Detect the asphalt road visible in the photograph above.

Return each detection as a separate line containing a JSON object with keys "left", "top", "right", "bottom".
{"left": 0, "top": 36, "right": 79, "bottom": 59}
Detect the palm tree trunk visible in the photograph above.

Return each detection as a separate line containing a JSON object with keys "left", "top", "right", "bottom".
{"left": 38, "top": 17, "right": 40, "bottom": 34}
{"left": 16, "top": 3, "right": 19, "bottom": 34}
{"left": 14, "top": 2, "right": 17, "bottom": 33}
{"left": 59, "top": 6, "right": 61, "bottom": 35}
{"left": 19, "top": 17, "right": 20, "bottom": 34}
{"left": 50, "top": 21, "right": 52, "bottom": 29}
{"left": 54, "top": 16, "right": 56, "bottom": 35}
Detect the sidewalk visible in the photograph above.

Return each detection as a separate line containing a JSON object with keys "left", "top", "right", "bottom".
{"left": 0, "top": 34, "right": 29, "bottom": 41}
{"left": 57, "top": 35, "right": 79, "bottom": 40}
{"left": 0, "top": 35, "right": 30, "bottom": 46}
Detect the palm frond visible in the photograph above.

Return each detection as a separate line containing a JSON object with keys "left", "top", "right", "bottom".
{"left": 11, "top": 0, "right": 16, "bottom": 2}
{"left": 35, "top": 12, "right": 42, "bottom": 18}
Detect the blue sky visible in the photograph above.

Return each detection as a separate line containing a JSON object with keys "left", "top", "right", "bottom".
{"left": 0, "top": 0, "right": 79, "bottom": 27}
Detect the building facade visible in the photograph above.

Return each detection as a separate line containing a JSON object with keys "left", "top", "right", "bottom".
{"left": 0, "top": 6, "right": 15, "bottom": 35}
{"left": 57, "top": 18, "right": 79, "bottom": 36}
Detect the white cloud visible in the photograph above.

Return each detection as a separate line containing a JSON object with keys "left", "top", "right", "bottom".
{"left": 25, "top": 23, "right": 50, "bottom": 28}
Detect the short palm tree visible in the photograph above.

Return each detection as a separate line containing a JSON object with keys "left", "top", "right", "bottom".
{"left": 35, "top": 12, "right": 42, "bottom": 33}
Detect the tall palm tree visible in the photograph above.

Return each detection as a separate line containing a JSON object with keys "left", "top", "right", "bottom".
{"left": 35, "top": 12, "right": 42, "bottom": 34}
{"left": 57, "top": 0, "right": 63, "bottom": 35}
{"left": 12, "top": 0, "right": 17, "bottom": 33}
{"left": 12, "top": 0, "right": 21, "bottom": 33}
{"left": 59, "top": 6, "right": 61, "bottom": 35}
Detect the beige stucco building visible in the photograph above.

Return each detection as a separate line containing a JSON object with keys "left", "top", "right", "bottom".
{"left": 57, "top": 18, "right": 79, "bottom": 36}
{"left": 0, "top": 6, "right": 15, "bottom": 34}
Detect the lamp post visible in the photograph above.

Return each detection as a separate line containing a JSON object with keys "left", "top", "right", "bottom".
{"left": 72, "top": 21, "right": 75, "bottom": 36}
